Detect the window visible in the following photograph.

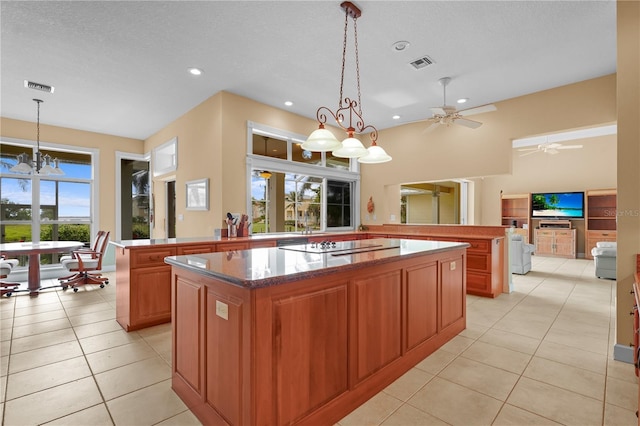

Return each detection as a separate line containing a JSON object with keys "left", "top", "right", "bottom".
{"left": 153, "top": 137, "right": 177, "bottom": 176}
{"left": 246, "top": 122, "right": 360, "bottom": 233}
{"left": 1, "top": 140, "right": 96, "bottom": 268}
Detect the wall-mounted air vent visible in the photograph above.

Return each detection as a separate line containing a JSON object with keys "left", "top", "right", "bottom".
{"left": 24, "top": 80, "right": 55, "bottom": 93}
{"left": 409, "top": 55, "right": 435, "bottom": 70}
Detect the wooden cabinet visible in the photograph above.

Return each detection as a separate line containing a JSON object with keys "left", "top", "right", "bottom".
{"left": 534, "top": 227, "right": 577, "bottom": 258}
{"left": 116, "top": 246, "right": 177, "bottom": 331}
{"left": 170, "top": 245, "right": 466, "bottom": 426}
{"left": 501, "top": 193, "right": 531, "bottom": 243}
{"left": 585, "top": 189, "right": 617, "bottom": 259}
{"left": 387, "top": 234, "right": 502, "bottom": 298}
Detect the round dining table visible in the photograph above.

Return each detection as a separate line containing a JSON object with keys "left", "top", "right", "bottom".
{"left": 0, "top": 241, "right": 84, "bottom": 296}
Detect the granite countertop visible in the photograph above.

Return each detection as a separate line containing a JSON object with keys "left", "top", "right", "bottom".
{"left": 109, "top": 232, "right": 337, "bottom": 249}
{"left": 164, "top": 238, "right": 469, "bottom": 289}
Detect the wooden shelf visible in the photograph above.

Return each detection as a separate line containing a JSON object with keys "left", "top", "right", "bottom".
{"left": 501, "top": 193, "right": 531, "bottom": 243}
{"left": 585, "top": 189, "right": 616, "bottom": 259}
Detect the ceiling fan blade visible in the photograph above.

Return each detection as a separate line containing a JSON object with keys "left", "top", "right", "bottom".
{"left": 557, "top": 144, "right": 583, "bottom": 149}
{"left": 519, "top": 150, "right": 540, "bottom": 157}
{"left": 517, "top": 147, "right": 539, "bottom": 152}
{"left": 423, "top": 121, "right": 439, "bottom": 133}
{"left": 458, "top": 104, "right": 497, "bottom": 116}
{"left": 430, "top": 107, "right": 446, "bottom": 116}
{"left": 454, "top": 117, "right": 483, "bottom": 129}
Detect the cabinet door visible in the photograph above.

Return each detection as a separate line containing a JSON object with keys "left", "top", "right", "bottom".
{"left": 535, "top": 233, "right": 554, "bottom": 255}
{"left": 130, "top": 266, "right": 172, "bottom": 326}
{"left": 405, "top": 263, "right": 438, "bottom": 350}
{"left": 441, "top": 256, "right": 465, "bottom": 328}
{"left": 352, "top": 270, "right": 402, "bottom": 382}
{"left": 554, "top": 232, "right": 576, "bottom": 257}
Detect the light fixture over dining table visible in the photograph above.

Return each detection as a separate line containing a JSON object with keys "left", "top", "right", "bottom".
{"left": 301, "top": 1, "right": 391, "bottom": 164}
{"left": 10, "top": 98, "right": 64, "bottom": 175}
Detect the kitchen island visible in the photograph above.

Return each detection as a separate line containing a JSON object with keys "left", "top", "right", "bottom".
{"left": 165, "top": 238, "right": 469, "bottom": 426}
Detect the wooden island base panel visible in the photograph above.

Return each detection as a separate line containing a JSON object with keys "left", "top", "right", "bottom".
{"left": 165, "top": 238, "right": 469, "bottom": 426}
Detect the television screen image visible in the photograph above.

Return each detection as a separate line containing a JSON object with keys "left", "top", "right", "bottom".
{"left": 531, "top": 192, "right": 584, "bottom": 218}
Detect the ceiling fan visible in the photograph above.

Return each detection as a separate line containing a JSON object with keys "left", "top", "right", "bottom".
{"left": 422, "top": 77, "right": 497, "bottom": 130}
{"left": 518, "top": 142, "right": 583, "bottom": 156}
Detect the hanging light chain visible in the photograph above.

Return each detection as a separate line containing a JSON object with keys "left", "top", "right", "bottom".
{"left": 353, "top": 15, "right": 362, "bottom": 117}
{"left": 338, "top": 7, "right": 349, "bottom": 107}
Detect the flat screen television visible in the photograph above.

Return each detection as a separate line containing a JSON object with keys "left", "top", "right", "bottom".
{"left": 531, "top": 192, "right": 584, "bottom": 219}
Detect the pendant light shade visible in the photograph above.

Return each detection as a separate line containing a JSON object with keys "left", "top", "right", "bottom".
{"left": 332, "top": 137, "right": 367, "bottom": 158}
{"left": 301, "top": 126, "right": 342, "bottom": 152}
{"left": 357, "top": 144, "right": 392, "bottom": 164}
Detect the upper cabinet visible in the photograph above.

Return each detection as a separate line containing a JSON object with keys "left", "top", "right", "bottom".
{"left": 585, "top": 189, "right": 617, "bottom": 259}
{"left": 501, "top": 193, "right": 531, "bottom": 243}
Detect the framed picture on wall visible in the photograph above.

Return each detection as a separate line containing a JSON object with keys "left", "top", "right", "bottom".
{"left": 186, "top": 178, "right": 209, "bottom": 211}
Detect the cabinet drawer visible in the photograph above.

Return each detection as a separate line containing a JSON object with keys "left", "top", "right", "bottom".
{"left": 131, "top": 247, "right": 177, "bottom": 268}
{"left": 177, "top": 244, "right": 216, "bottom": 255}
{"left": 467, "top": 254, "right": 490, "bottom": 272}
{"left": 218, "top": 242, "right": 250, "bottom": 251}
{"left": 466, "top": 240, "right": 490, "bottom": 253}
{"left": 467, "top": 271, "right": 491, "bottom": 293}
{"left": 587, "top": 231, "right": 616, "bottom": 239}
{"left": 554, "top": 230, "right": 574, "bottom": 237}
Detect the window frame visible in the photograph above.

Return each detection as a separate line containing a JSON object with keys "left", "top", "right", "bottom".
{"left": 246, "top": 122, "right": 361, "bottom": 233}
{"left": 0, "top": 137, "right": 99, "bottom": 269}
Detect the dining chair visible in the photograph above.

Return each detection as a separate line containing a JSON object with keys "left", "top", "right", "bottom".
{"left": 58, "top": 230, "right": 110, "bottom": 292}
{"left": 1, "top": 255, "right": 21, "bottom": 297}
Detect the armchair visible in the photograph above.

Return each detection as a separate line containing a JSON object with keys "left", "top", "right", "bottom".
{"left": 591, "top": 241, "right": 616, "bottom": 279}
{"left": 59, "top": 230, "right": 110, "bottom": 292}
{"left": 511, "top": 234, "right": 535, "bottom": 275}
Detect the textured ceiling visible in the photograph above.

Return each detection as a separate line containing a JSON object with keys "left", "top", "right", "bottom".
{"left": 0, "top": 1, "right": 617, "bottom": 140}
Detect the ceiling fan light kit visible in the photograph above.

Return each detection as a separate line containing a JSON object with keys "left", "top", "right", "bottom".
{"left": 302, "top": 1, "right": 391, "bottom": 164}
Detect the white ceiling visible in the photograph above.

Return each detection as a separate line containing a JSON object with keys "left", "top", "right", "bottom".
{"left": 0, "top": 1, "right": 617, "bottom": 141}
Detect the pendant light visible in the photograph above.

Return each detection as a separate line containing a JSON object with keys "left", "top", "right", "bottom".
{"left": 302, "top": 2, "right": 391, "bottom": 164}
{"left": 10, "top": 99, "right": 64, "bottom": 175}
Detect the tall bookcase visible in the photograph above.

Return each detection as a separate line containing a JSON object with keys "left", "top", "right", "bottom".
{"left": 501, "top": 193, "right": 531, "bottom": 243}
{"left": 585, "top": 189, "right": 617, "bottom": 260}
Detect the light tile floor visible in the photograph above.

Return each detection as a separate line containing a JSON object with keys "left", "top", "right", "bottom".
{"left": 0, "top": 256, "right": 637, "bottom": 425}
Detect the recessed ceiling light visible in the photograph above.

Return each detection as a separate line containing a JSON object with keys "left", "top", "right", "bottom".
{"left": 392, "top": 115, "right": 400, "bottom": 120}
{"left": 457, "top": 98, "right": 468, "bottom": 104}
{"left": 284, "top": 101, "right": 293, "bottom": 107}
{"left": 188, "top": 68, "right": 203, "bottom": 76}
{"left": 392, "top": 41, "right": 410, "bottom": 52}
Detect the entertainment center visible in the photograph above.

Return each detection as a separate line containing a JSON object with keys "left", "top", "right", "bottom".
{"left": 501, "top": 189, "right": 616, "bottom": 258}
{"left": 534, "top": 220, "right": 577, "bottom": 258}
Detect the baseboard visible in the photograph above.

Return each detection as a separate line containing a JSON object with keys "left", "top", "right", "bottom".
{"left": 614, "top": 343, "right": 634, "bottom": 364}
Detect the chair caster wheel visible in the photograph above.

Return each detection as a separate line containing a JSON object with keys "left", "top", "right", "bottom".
{"left": 62, "top": 286, "right": 68, "bottom": 290}
{"left": 105, "top": 280, "right": 109, "bottom": 285}
{"left": 73, "top": 288, "right": 78, "bottom": 292}
{"left": 6, "top": 293, "right": 12, "bottom": 297}
{"left": 100, "top": 284, "right": 104, "bottom": 288}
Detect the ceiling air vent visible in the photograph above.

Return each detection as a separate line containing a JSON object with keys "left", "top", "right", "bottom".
{"left": 24, "top": 80, "right": 55, "bottom": 93}
{"left": 409, "top": 55, "right": 435, "bottom": 70}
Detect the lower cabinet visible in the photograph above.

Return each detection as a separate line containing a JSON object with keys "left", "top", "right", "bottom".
{"left": 585, "top": 230, "right": 616, "bottom": 260}
{"left": 116, "top": 246, "right": 177, "bottom": 331}
{"left": 171, "top": 248, "right": 466, "bottom": 426}
{"left": 534, "top": 228, "right": 577, "bottom": 258}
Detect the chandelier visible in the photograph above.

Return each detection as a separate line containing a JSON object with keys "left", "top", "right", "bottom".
{"left": 302, "top": 1, "right": 391, "bottom": 164}
{"left": 10, "top": 99, "right": 64, "bottom": 175}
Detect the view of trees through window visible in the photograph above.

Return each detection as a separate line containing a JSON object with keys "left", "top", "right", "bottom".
{"left": 251, "top": 172, "right": 352, "bottom": 233}
{"left": 1, "top": 143, "right": 93, "bottom": 266}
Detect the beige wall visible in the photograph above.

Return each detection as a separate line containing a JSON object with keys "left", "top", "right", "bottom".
{"left": 363, "top": 74, "right": 616, "bottom": 226}
{"left": 616, "top": 0, "right": 640, "bottom": 357}
{"left": 143, "top": 92, "right": 325, "bottom": 238}
{"left": 0, "top": 117, "right": 144, "bottom": 239}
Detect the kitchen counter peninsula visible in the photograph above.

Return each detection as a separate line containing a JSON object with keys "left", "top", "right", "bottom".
{"left": 165, "top": 238, "right": 469, "bottom": 426}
